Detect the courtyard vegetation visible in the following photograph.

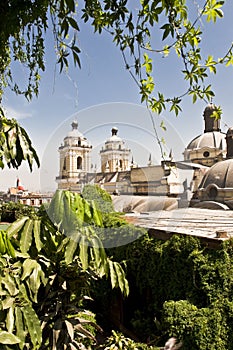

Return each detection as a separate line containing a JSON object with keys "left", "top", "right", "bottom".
{"left": 1, "top": 187, "right": 233, "bottom": 349}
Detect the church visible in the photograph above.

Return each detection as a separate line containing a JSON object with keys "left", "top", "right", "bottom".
{"left": 56, "top": 103, "right": 232, "bottom": 209}
{"left": 55, "top": 120, "right": 182, "bottom": 197}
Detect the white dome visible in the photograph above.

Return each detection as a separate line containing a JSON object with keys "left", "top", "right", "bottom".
{"left": 106, "top": 134, "right": 122, "bottom": 143}
{"left": 63, "top": 121, "right": 91, "bottom": 148}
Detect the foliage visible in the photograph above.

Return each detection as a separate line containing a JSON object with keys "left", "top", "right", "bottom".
{"left": 0, "top": 0, "right": 80, "bottom": 100}
{"left": 97, "top": 330, "right": 159, "bottom": 350}
{"left": 0, "top": 111, "right": 39, "bottom": 171}
{"left": 82, "top": 184, "right": 114, "bottom": 213}
{"left": 162, "top": 299, "right": 229, "bottom": 350}
{"left": 0, "top": 201, "right": 36, "bottom": 222}
{"left": 0, "top": 0, "right": 231, "bottom": 114}
{"left": 0, "top": 189, "right": 129, "bottom": 349}
{"left": 0, "top": 1, "right": 231, "bottom": 166}
{"left": 81, "top": 185, "right": 144, "bottom": 248}
{"left": 92, "top": 233, "right": 233, "bottom": 349}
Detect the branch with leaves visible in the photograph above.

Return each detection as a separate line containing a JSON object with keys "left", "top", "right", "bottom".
{"left": 0, "top": 108, "right": 39, "bottom": 170}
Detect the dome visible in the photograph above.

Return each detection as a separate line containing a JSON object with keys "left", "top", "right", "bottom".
{"left": 186, "top": 131, "right": 226, "bottom": 151}
{"left": 106, "top": 127, "right": 122, "bottom": 143}
{"left": 66, "top": 120, "right": 83, "bottom": 138}
{"left": 227, "top": 127, "right": 233, "bottom": 137}
{"left": 184, "top": 104, "right": 227, "bottom": 166}
{"left": 106, "top": 135, "right": 122, "bottom": 142}
{"left": 63, "top": 121, "right": 91, "bottom": 148}
{"left": 199, "top": 159, "right": 233, "bottom": 189}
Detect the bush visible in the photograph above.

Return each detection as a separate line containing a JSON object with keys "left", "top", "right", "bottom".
{"left": 0, "top": 201, "right": 36, "bottom": 222}
{"left": 92, "top": 233, "right": 233, "bottom": 349}
{"left": 82, "top": 185, "right": 114, "bottom": 213}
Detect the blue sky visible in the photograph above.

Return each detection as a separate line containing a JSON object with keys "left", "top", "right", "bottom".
{"left": 1, "top": 1, "right": 233, "bottom": 192}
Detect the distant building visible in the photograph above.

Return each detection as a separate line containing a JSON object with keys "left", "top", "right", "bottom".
{"left": 2, "top": 187, "right": 53, "bottom": 207}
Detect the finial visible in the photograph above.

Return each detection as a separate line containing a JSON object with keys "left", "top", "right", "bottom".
{"left": 71, "top": 120, "right": 78, "bottom": 130}
{"left": 169, "top": 149, "right": 173, "bottom": 161}
{"left": 111, "top": 127, "right": 118, "bottom": 136}
{"left": 148, "top": 153, "right": 152, "bottom": 166}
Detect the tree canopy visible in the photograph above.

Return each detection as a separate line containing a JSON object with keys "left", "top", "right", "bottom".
{"left": 0, "top": 1, "right": 231, "bottom": 106}
{"left": 0, "top": 0, "right": 231, "bottom": 167}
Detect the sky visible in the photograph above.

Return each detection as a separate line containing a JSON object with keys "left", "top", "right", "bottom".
{"left": 1, "top": 1, "right": 233, "bottom": 192}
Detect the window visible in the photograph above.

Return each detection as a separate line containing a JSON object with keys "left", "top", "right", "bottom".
{"left": 203, "top": 151, "right": 210, "bottom": 158}
{"left": 63, "top": 157, "right": 66, "bottom": 170}
{"left": 208, "top": 186, "right": 218, "bottom": 200}
{"left": 77, "top": 156, "right": 82, "bottom": 169}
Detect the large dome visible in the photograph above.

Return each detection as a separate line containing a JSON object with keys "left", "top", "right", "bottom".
{"left": 186, "top": 131, "right": 226, "bottom": 150}
{"left": 183, "top": 104, "right": 227, "bottom": 166}
{"left": 199, "top": 159, "right": 233, "bottom": 189}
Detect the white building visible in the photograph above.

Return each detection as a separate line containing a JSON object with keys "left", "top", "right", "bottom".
{"left": 100, "top": 127, "right": 131, "bottom": 173}
{"left": 56, "top": 120, "right": 92, "bottom": 191}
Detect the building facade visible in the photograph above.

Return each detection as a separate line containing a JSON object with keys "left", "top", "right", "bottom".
{"left": 56, "top": 120, "right": 92, "bottom": 191}
{"left": 100, "top": 127, "right": 131, "bottom": 173}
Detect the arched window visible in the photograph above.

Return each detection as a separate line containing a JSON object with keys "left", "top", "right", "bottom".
{"left": 63, "top": 157, "right": 67, "bottom": 170}
{"left": 77, "top": 156, "right": 82, "bottom": 170}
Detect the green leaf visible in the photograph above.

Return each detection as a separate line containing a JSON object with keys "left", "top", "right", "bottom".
{"left": 203, "top": 0, "right": 224, "bottom": 22}
{"left": 65, "top": 0, "right": 75, "bottom": 12}
{"left": 0, "top": 331, "right": 20, "bottom": 345}
{"left": 22, "top": 304, "right": 42, "bottom": 348}
{"left": 2, "top": 275, "right": 18, "bottom": 296}
{"left": 4, "top": 234, "right": 16, "bottom": 258}
{"left": 6, "top": 216, "right": 29, "bottom": 238}
{"left": 67, "top": 17, "right": 79, "bottom": 31}
{"left": 2, "top": 297, "right": 15, "bottom": 310}
{"left": 108, "top": 260, "right": 117, "bottom": 289}
{"left": 6, "top": 306, "right": 14, "bottom": 333}
{"left": 79, "top": 235, "right": 89, "bottom": 271}
{"left": 0, "top": 231, "right": 6, "bottom": 254}
{"left": 20, "top": 219, "right": 33, "bottom": 253}
{"left": 65, "top": 232, "right": 81, "bottom": 265}
{"left": 33, "top": 219, "right": 43, "bottom": 252}
{"left": 48, "top": 190, "right": 64, "bottom": 226}
{"left": 65, "top": 320, "right": 74, "bottom": 341}
{"left": 160, "top": 120, "right": 167, "bottom": 131}
{"left": 15, "top": 307, "right": 25, "bottom": 349}
{"left": 91, "top": 200, "right": 103, "bottom": 226}
{"left": 114, "top": 262, "right": 129, "bottom": 296}
{"left": 21, "top": 259, "right": 46, "bottom": 300}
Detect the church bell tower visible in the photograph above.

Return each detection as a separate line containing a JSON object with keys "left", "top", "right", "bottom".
{"left": 56, "top": 121, "right": 92, "bottom": 191}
